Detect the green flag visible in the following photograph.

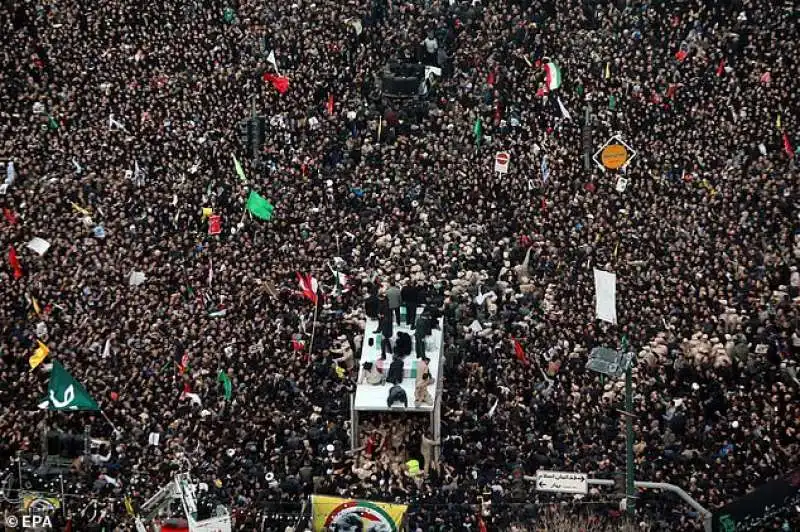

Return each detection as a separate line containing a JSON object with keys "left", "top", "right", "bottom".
{"left": 609, "top": 95, "right": 617, "bottom": 110}
{"left": 217, "top": 370, "right": 232, "bottom": 401}
{"left": 47, "top": 115, "right": 59, "bottom": 130}
{"left": 473, "top": 117, "right": 482, "bottom": 146}
{"left": 232, "top": 153, "right": 247, "bottom": 183}
{"left": 41, "top": 361, "right": 100, "bottom": 411}
{"left": 223, "top": 7, "right": 235, "bottom": 23}
{"left": 246, "top": 190, "right": 274, "bottom": 220}
{"left": 621, "top": 335, "right": 629, "bottom": 353}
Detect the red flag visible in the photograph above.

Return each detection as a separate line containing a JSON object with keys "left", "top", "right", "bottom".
{"left": 179, "top": 352, "right": 189, "bottom": 375}
{"left": 784, "top": 133, "right": 795, "bottom": 157}
{"left": 675, "top": 49, "right": 688, "bottom": 62}
{"left": 666, "top": 84, "right": 678, "bottom": 100}
{"left": 8, "top": 246, "right": 22, "bottom": 279}
{"left": 64, "top": 518, "right": 72, "bottom": 532}
{"left": 477, "top": 515, "right": 487, "bottom": 532}
{"left": 716, "top": 58, "right": 726, "bottom": 77}
{"left": 291, "top": 339, "right": 305, "bottom": 352}
{"left": 3, "top": 208, "right": 17, "bottom": 225}
{"left": 296, "top": 272, "right": 319, "bottom": 304}
{"left": 540, "top": 198, "right": 547, "bottom": 212}
{"left": 487, "top": 69, "right": 496, "bottom": 87}
{"left": 208, "top": 214, "right": 222, "bottom": 235}
{"left": 327, "top": 93, "right": 335, "bottom": 115}
{"left": 513, "top": 339, "right": 528, "bottom": 365}
{"left": 263, "top": 73, "right": 289, "bottom": 94}
{"left": 760, "top": 71, "right": 772, "bottom": 84}
{"left": 182, "top": 382, "right": 191, "bottom": 395}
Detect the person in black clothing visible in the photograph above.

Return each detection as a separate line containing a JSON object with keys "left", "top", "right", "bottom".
{"left": 364, "top": 288, "right": 381, "bottom": 319}
{"left": 373, "top": 294, "right": 394, "bottom": 358}
{"left": 401, "top": 280, "right": 421, "bottom": 328}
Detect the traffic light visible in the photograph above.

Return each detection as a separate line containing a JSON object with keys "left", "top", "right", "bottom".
{"left": 236, "top": 117, "right": 266, "bottom": 158}
{"left": 237, "top": 119, "right": 251, "bottom": 147}
{"left": 251, "top": 116, "right": 266, "bottom": 157}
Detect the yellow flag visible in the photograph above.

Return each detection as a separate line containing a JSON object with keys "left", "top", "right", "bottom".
{"left": 32, "top": 297, "right": 41, "bottom": 315}
{"left": 124, "top": 495, "right": 134, "bottom": 516}
{"left": 776, "top": 113, "right": 781, "bottom": 130}
{"left": 604, "top": 62, "right": 611, "bottom": 79}
{"left": 71, "top": 202, "right": 91, "bottom": 216}
{"left": 29, "top": 341, "right": 49, "bottom": 370}
{"left": 202, "top": 207, "right": 213, "bottom": 219}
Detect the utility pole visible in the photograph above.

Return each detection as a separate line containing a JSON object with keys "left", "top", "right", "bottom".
{"left": 625, "top": 363, "right": 635, "bottom": 515}
{"left": 582, "top": 103, "right": 593, "bottom": 171}
{"left": 586, "top": 346, "right": 635, "bottom": 515}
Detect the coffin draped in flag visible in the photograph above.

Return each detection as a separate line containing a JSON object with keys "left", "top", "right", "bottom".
{"left": 40, "top": 361, "right": 100, "bottom": 411}
{"left": 297, "top": 272, "right": 319, "bottom": 304}
{"left": 544, "top": 62, "right": 562, "bottom": 90}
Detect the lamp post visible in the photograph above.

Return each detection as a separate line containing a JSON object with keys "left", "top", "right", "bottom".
{"left": 586, "top": 346, "right": 635, "bottom": 515}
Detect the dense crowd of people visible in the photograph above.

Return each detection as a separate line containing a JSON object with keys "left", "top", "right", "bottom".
{"left": 1, "top": 0, "right": 799, "bottom": 530}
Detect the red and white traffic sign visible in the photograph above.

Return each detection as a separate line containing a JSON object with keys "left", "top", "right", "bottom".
{"left": 494, "top": 151, "right": 510, "bottom": 173}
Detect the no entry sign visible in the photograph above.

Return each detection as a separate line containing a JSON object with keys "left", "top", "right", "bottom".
{"left": 494, "top": 151, "right": 510, "bottom": 173}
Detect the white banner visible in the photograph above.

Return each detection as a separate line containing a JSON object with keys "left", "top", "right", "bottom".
{"left": 593, "top": 268, "right": 617, "bottom": 324}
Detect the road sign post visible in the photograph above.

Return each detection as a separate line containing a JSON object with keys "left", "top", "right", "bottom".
{"left": 534, "top": 471, "right": 588, "bottom": 495}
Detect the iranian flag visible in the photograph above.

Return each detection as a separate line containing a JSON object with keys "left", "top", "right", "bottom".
{"left": 544, "top": 62, "right": 562, "bottom": 90}
{"left": 297, "top": 272, "right": 319, "bottom": 305}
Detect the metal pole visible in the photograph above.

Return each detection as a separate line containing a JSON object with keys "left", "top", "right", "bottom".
{"left": 60, "top": 474, "right": 66, "bottom": 520}
{"left": 308, "top": 296, "right": 321, "bottom": 357}
{"left": 625, "top": 365, "right": 635, "bottom": 515}
{"left": 586, "top": 479, "right": 712, "bottom": 532}
{"left": 583, "top": 104, "right": 593, "bottom": 171}
{"left": 17, "top": 451, "right": 23, "bottom": 493}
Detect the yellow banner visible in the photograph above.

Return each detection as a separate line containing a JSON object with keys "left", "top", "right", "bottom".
{"left": 20, "top": 493, "right": 61, "bottom": 512}
{"left": 311, "top": 495, "right": 407, "bottom": 532}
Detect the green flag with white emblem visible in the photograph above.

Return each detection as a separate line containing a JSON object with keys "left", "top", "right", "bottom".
{"left": 40, "top": 361, "right": 100, "bottom": 411}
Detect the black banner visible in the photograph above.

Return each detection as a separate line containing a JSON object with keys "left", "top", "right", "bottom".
{"left": 712, "top": 470, "right": 800, "bottom": 531}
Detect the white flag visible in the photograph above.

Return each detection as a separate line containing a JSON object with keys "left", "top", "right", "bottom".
{"left": 593, "top": 268, "right": 617, "bottom": 324}
{"left": 5, "top": 161, "right": 16, "bottom": 186}
{"left": 108, "top": 114, "right": 126, "bottom": 131}
{"left": 26, "top": 237, "right": 51, "bottom": 256}
{"left": 184, "top": 392, "right": 202, "bottom": 407}
{"left": 133, "top": 160, "right": 145, "bottom": 186}
{"left": 557, "top": 96, "right": 571, "bottom": 120}
{"left": 266, "top": 50, "right": 278, "bottom": 72}
{"left": 129, "top": 270, "right": 146, "bottom": 287}
{"left": 488, "top": 398, "right": 499, "bottom": 418}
